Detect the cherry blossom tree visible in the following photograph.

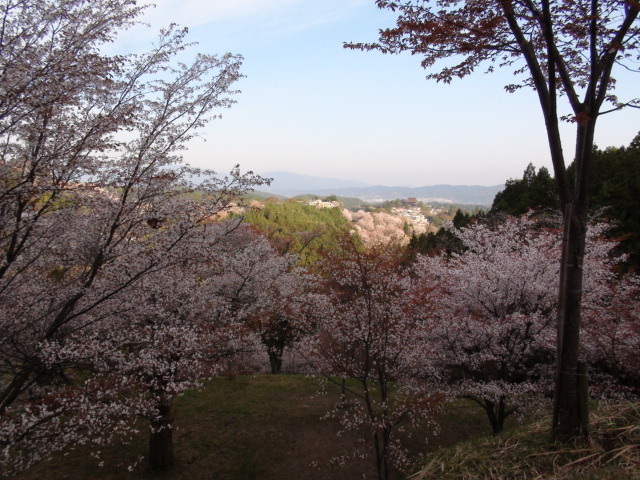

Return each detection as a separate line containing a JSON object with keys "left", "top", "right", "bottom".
{"left": 416, "top": 216, "right": 561, "bottom": 434}
{"left": 208, "top": 226, "right": 309, "bottom": 374}
{"left": 350, "top": 0, "right": 640, "bottom": 438}
{"left": 0, "top": 0, "right": 265, "bottom": 473}
{"left": 414, "top": 215, "right": 636, "bottom": 434}
{"left": 581, "top": 248, "right": 640, "bottom": 395}
{"left": 81, "top": 220, "right": 249, "bottom": 472}
{"left": 303, "top": 235, "right": 439, "bottom": 480}
{"left": 342, "top": 208, "right": 408, "bottom": 246}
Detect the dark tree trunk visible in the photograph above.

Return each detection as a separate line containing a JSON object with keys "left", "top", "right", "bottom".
{"left": 149, "top": 399, "right": 175, "bottom": 472}
{"left": 267, "top": 349, "right": 283, "bottom": 374}
{"left": 373, "top": 429, "right": 392, "bottom": 480}
{"left": 552, "top": 207, "right": 585, "bottom": 437}
{"left": 484, "top": 398, "right": 507, "bottom": 435}
{"left": 552, "top": 119, "right": 596, "bottom": 439}
{"left": 552, "top": 207, "right": 590, "bottom": 438}
{"left": 499, "top": 0, "right": 621, "bottom": 439}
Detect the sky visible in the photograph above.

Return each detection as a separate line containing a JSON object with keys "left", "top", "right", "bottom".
{"left": 116, "top": 0, "right": 640, "bottom": 187}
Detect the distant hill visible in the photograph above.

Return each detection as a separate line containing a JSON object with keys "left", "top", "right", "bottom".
{"left": 261, "top": 171, "right": 371, "bottom": 195}
{"left": 258, "top": 171, "right": 503, "bottom": 206}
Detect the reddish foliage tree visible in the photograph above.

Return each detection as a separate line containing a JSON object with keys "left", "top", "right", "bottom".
{"left": 348, "top": 0, "right": 639, "bottom": 438}
{"left": 303, "top": 236, "right": 439, "bottom": 480}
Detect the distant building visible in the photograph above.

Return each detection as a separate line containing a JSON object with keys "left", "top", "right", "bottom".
{"left": 306, "top": 199, "right": 340, "bottom": 209}
{"left": 406, "top": 197, "right": 418, "bottom": 206}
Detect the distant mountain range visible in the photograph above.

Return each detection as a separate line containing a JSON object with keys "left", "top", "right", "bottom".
{"left": 261, "top": 171, "right": 370, "bottom": 191}
{"left": 259, "top": 171, "right": 504, "bottom": 206}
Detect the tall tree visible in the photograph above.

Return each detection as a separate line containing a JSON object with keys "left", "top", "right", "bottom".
{"left": 0, "top": 0, "right": 263, "bottom": 472}
{"left": 348, "top": 0, "right": 639, "bottom": 438}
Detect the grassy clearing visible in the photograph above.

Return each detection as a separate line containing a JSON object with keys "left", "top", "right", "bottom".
{"left": 413, "top": 402, "right": 640, "bottom": 480}
{"left": 14, "top": 375, "right": 491, "bottom": 480}
{"left": 17, "top": 376, "right": 638, "bottom": 480}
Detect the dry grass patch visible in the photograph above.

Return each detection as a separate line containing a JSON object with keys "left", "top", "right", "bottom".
{"left": 412, "top": 402, "right": 640, "bottom": 480}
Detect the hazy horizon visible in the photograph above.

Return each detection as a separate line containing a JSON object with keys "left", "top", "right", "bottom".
{"left": 260, "top": 170, "right": 505, "bottom": 188}
{"left": 119, "top": 0, "right": 640, "bottom": 186}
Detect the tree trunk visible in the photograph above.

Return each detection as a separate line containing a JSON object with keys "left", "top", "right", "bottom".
{"left": 373, "top": 429, "right": 391, "bottom": 480}
{"left": 268, "top": 349, "right": 283, "bottom": 374}
{"left": 149, "top": 399, "right": 175, "bottom": 472}
{"left": 552, "top": 119, "right": 596, "bottom": 439}
{"left": 552, "top": 210, "right": 589, "bottom": 438}
{"left": 484, "top": 399, "right": 506, "bottom": 435}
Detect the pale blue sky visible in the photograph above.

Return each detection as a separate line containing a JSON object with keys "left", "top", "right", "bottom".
{"left": 122, "top": 0, "right": 639, "bottom": 186}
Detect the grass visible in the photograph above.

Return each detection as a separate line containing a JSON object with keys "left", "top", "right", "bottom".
{"left": 412, "top": 401, "right": 640, "bottom": 480}
{"left": 14, "top": 376, "right": 638, "bottom": 480}
{"left": 14, "top": 375, "right": 491, "bottom": 480}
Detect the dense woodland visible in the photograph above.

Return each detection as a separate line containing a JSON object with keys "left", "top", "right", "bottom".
{"left": 240, "top": 200, "right": 350, "bottom": 265}
{"left": 410, "top": 134, "right": 640, "bottom": 271}
{"left": 489, "top": 134, "right": 640, "bottom": 271}
{"left": 1, "top": 1, "right": 639, "bottom": 480}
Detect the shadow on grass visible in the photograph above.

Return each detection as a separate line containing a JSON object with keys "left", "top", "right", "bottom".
{"left": 14, "top": 375, "right": 493, "bottom": 480}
